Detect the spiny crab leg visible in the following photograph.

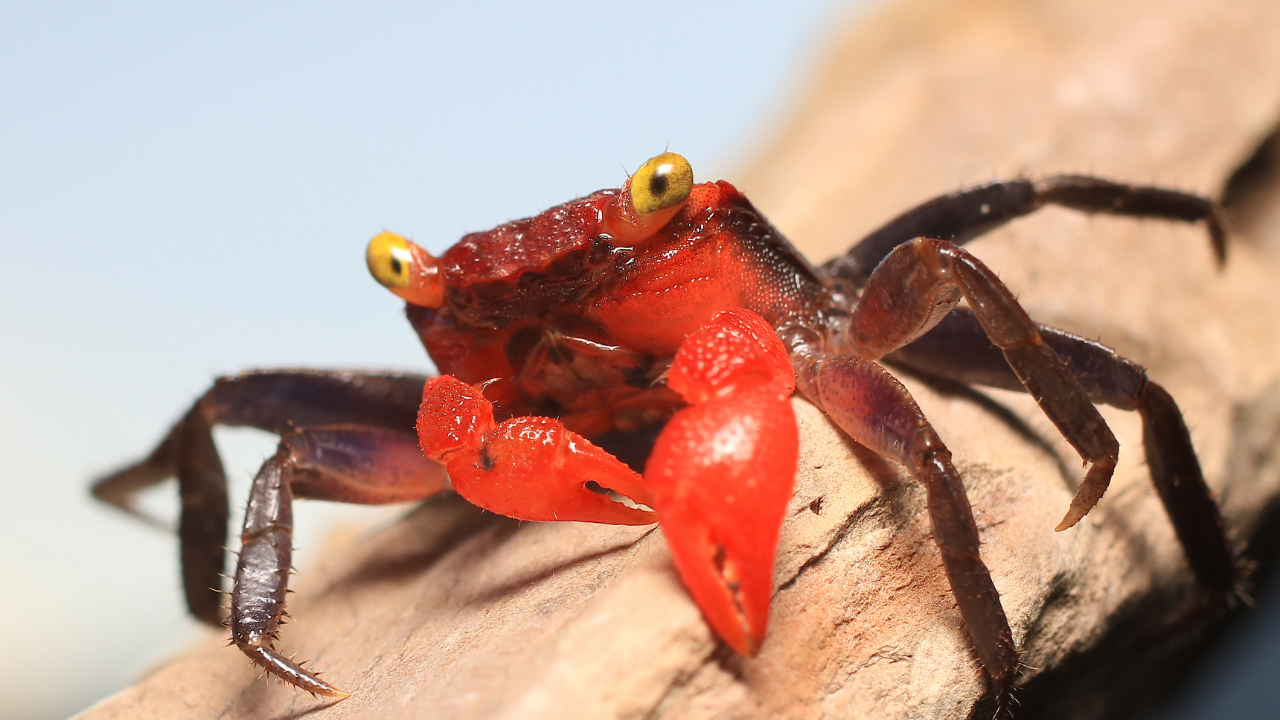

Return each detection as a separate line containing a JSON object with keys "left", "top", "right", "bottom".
{"left": 91, "top": 370, "right": 431, "bottom": 627}
{"left": 417, "top": 308, "right": 799, "bottom": 655}
{"left": 232, "top": 447, "right": 349, "bottom": 698}
{"left": 229, "top": 426, "right": 449, "bottom": 698}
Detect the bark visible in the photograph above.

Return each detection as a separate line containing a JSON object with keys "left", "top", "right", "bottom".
{"left": 77, "top": 0, "right": 1280, "bottom": 718}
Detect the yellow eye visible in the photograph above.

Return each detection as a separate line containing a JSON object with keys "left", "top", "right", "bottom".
{"left": 366, "top": 231, "right": 414, "bottom": 289}
{"left": 365, "top": 231, "right": 445, "bottom": 308}
{"left": 630, "top": 152, "right": 693, "bottom": 215}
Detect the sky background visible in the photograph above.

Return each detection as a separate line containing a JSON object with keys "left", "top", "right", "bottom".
{"left": 0, "top": 2, "right": 1276, "bottom": 719}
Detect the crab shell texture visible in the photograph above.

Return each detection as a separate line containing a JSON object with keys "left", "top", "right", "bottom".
{"left": 404, "top": 178, "right": 827, "bottom": 433}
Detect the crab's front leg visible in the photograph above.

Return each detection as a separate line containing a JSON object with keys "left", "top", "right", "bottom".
{"left": 793, "top": 352, "right": 1017, "bottom": 689}
{"left": 418, "top": 309, "right": 799, "bottom": 655}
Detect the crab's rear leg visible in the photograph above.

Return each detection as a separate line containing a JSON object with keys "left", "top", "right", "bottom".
{"left": 825, "top": 176, "right": 1225, "bottom": 287}
{"left": 417, "top": 309, "right": 799, "bottom": 655}
{"left": 91, "top": 370, "right": 428, "bottom": 625}
{"left": 231, "top": 425, "right": 449, "bottom": 698}
{"left": 794, "top": 236, "right": 1150, "bottom": 691}
{"left": 888, "top": 309, "right": 1237, "bottom": 591}
{"left": 849, "top": 237, "right": 1121, "bottom": 531}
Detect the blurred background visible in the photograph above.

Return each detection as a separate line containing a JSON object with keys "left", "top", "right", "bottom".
{"left": 1, "top": 1, "right": 1276, "bottom": 719}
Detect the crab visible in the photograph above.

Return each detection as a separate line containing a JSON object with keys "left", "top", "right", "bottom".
{"left": 94, "top": 152, "right": 1238, "bottom": 702}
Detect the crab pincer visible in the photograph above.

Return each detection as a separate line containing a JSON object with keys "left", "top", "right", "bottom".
{"left": 644, "top": 308, "right": 798, "bottom": 655}
{"left": 417, "top": 376, "right": 655, "bottom": 525}
{"left": 418, "top": 308, "right": 798, "bottom": 654}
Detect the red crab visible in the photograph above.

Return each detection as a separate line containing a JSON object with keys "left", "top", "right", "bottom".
{"left": 95, "top": 152, "right": 1237, "bottom": 701}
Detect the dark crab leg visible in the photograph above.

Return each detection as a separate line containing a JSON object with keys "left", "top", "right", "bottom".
{"left": 796, "top": 237, "right": 1138, "bottom": 691}
{"left": 232, "top": 425, "right": 448, "bottom": 698}
{"left": 234, "top": 448, "right": 309, "bottom": 691}
{"left": 178, "top": 400, "right": 232, "bottom": 625}
{"left": 92, "top": 370, "right": 429, "bottom": 625}
{"left": 823, "top": 176, "right": 1226, "bottom": 287}
{"left": 848, "top": 238, "right": 1120, "bottom": 531}
{"left": 888, "top": 309, "right": 1237, "bottom": 591}
{"left": 792, "top": 353, "right": 1017, "bottom": 689}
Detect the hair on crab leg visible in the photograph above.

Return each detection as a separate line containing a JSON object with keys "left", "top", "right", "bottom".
{"left": 825, "top": 175, "right": 1226, "bottom": 287}
{"left": 230, "top": 447, "right": 349, "bottom": 698}
{"left": 224, "top": 422, "right": 446, "bottom": 698}
{"left": 793, "top": 351, "right": 1017, "bottom": 690}
{"left": 240, "top": 647, "right": 348, "bottom": 699}
{"left": 887, "top": 309, "right": 1239, "bottom": 592}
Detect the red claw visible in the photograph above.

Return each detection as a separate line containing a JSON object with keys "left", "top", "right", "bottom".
{"left": 645, "top": 309, "right": 798, "bottom": 655}
{"left": 417, "top": 310, "right": 798, "bottom": 654}
{"left": 418, "top": 376, "right": 655, "bottom": 525}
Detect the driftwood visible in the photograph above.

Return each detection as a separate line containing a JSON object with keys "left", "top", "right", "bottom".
{"left": 77, "top": 0, "right": 1280, "bottom": 718}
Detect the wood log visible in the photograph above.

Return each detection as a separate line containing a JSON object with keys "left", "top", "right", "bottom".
{"left": 76, "top": 0, "right": 1280, "bottom": 718}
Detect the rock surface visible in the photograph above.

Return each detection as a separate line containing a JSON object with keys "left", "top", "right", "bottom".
{"left": 77, "top": 0, "right": 1280, "bottom": 718}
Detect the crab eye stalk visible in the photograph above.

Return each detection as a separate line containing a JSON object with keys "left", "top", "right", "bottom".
{"left": 630, "top": 152, "right": 694, "bottom": 214}
{"left": 366, "top": 231, "right": 444, "bottom": 308}
{"left": 600, "top": 152, "right": 695, "bottom": 245}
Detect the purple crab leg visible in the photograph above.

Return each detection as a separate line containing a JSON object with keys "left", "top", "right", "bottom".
{"left": 92, "top": 370, "right": 428, "bottom": 625}
{"left": 232, "top": 424, "right": 448, "bottom": 698}
{"left": 790, "top": 234, "right": 1154, "bottom": 695}
{"left": 846, "top": 238, "right": 1120, "bottom": 531}
{"left": 888, "top": 309, "right": 1238, "bottom": 592}
{"left": 824, "top": 176, "right": 1225, "bottom": 287}
{"left": 792, "top": 352, "right": 1017, "bottom": 692}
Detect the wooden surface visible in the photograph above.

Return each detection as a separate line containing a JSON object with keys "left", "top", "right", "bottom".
{"left": 77, "top": 0, "right": 1280, "bottom": 718}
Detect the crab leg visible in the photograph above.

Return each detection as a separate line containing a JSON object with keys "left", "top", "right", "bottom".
{"left": 824, "top": 176, "right": 1225, "bottom": 287}
{"left": 416, "top": 309, "right": 798, "bottom": 656}
{"left": 177, "top": 401, "right": 231, "bottom": 625}
{"left": 92, "top": 370, "right": 427, "bottom": 624}
{"left": 230, "top": 425, "right": 448, "bottom": 698}
{"left": 888, "top": 309, "right": 1237, "bottom": 591}
{"left": 847, "top": 237, "right": 1119, "bottom": 531}
{"left": 93, "top": 370, "right": 429, "bottom": 515}
{"left": 792, "top": 352, "right": 1016, "bottom": 687}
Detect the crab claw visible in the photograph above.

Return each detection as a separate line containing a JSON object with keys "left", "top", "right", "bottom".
{"left": 646, "top": 387, "right": 797, "bottom": 654}
{"left": 644, "top": 308, "right": 798, "bottom": 655}
{"left": 418, "top": 375, "right": 655, "bottom": 525}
